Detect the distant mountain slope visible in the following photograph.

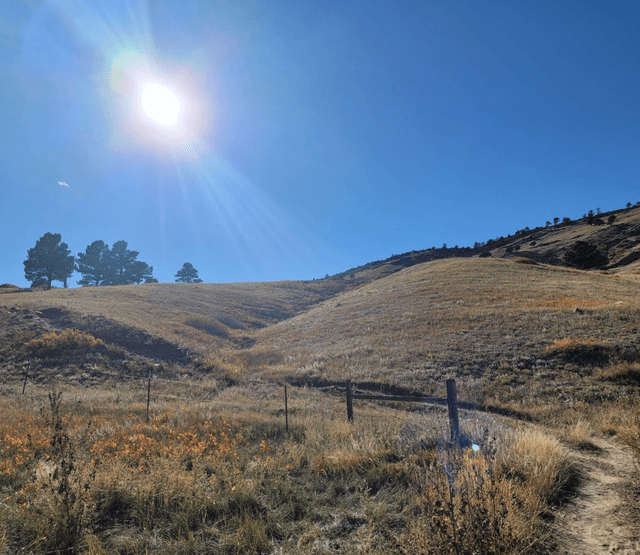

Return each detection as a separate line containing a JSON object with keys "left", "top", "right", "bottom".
{"left": 326, "top": 205, "right": 640, "bottom": 284}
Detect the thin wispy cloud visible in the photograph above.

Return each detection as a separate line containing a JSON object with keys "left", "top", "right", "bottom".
{"left": 58, "top": 181, "right": 70, "bottom": 187}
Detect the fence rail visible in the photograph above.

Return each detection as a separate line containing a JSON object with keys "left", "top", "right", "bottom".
{"left": 345, "top": 378, "right": 461, "bottom": 440}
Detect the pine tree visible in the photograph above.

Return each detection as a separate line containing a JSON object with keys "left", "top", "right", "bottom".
{"left": 563, "top": 241, "right": 608, "bottom": 270}
{"left": 175, "top": 262, "right": 203, "bottom": 283}
{"left": 76, "top": 240, "right": 111, "bottom": 286}
{"left": 24, "top": 233, "right": 75, "bottom": 288}
{"left": 104, "top": 240, "right": 154, "bottom": 285}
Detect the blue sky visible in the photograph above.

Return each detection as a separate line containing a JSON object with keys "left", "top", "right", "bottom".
{"left": 1, "top": 0, "right": 639, "bottom": 286}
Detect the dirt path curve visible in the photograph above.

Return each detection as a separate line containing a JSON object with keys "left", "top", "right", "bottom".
{"left": 556, "top": 436, "right": 639, "bottom": 554}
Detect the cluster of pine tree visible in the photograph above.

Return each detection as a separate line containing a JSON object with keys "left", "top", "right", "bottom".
{"left": 24, "top": 233, "right": 156, "bottom": 288}
{"left": 75, "top": 240, "right": 155, "bottom": 286}
{"left": 24, "top": 233, "right": 204, "bottom": 288}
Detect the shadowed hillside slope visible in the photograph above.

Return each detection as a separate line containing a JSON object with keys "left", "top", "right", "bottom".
{"left": 0, "top": 279, "right": 352, "bottom": 362}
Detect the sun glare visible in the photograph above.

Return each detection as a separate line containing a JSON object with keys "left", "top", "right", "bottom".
{"left": 141, "top": 83, "right": 180, "bottom": 125}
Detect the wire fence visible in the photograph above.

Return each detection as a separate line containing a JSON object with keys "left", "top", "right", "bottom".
{"left": 5, "top": 361, "right": 477, "bottom": 444}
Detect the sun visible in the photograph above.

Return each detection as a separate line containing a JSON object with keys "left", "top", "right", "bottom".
{"left": 141, "top": 83, "right": 180, "bottom": 125}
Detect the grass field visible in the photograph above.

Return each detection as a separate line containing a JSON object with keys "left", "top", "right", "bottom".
{"left": 2, "top": 254, "right": 640, "bottom": 553}
{"left": 0, "top": 381, "right": 575, "bottom": 554}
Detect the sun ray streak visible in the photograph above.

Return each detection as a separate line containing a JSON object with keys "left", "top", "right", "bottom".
{"left": 26, "top": 0, "right": 323, "bottom": 281}
{"left": 181, "top": 151, "right": 315, "bottom": 276}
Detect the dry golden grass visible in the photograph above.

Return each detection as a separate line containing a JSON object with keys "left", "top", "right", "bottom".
{"left": 4, "top": 257, "right": 640, "bottom": 416}
{"left": 0, "top": 279, "right": 347, "bottom": 363}
{"left": 4, "top": 251, "right": 640, "bottom": 552}
{"left": 0, "top": 385, "right": 572, "bottom": 555}
{"left": 25, "top": 329, "right": 105, "bottom": 358}
{"left": 525, "top": 298, "right": 608, "bottom": 308}
{"left": 514, "top": 257, "right": 539, "bottom": 265}
{"left": 243, "top": 259, "right": 640, "bottom": 421}
{"left": 500, "top": 428, "right": 575, "bottom": 504}
{"left": 4, "top": 257, "right": 640, "bottom": 428}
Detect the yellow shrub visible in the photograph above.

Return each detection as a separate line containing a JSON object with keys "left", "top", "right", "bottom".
{"left": 24, "top": 329, "right": 104, "bottom": 358}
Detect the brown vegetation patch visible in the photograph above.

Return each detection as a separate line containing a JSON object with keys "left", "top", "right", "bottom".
{"left": 595, "top": 363, "right": 640, "bottom": 386}
{"left": 184, "top": 315, "right": 230, "bottom": 339}
{"left": 39, "top": 308, "right": 193, "bottom": 364}
{"left": 0, "top": 386, "right": 573, "bottom": 555}
{"left": 543, "top": 338, "right": 613, "bottom": 366}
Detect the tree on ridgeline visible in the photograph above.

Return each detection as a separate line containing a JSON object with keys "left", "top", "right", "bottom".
{"left": 103, "top": 240, "right": 154, "bottom": 285}
{"left": 76, "top": 240, "right": 155, "bottom": 285}
{"left": 76, "top": 240, "right": 111, "bottom": 286}
{"left": 175, "top": 262, "right": 203, "bottom": 283}
{"left": 24, "top": 232, "right": 75, "bottom": 289}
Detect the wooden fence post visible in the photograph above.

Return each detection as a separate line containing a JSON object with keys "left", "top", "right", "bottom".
{"left": 146, "top": 367, "right": 152, "bottom": 423}
{"left": 284, "top": 385, "right": 289, "bottom": 433}
{"left": 346, "top": 380, "right": 354, "bottom": 423}
{"left": 446, "top": 378, "right": 460, "bottom": 441}
{"left": 22, "top": 361, "right": 29, "bottom": 394}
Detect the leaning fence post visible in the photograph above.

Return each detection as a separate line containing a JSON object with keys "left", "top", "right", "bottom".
{"left": 146, "top": 367, "right": 152, "bottom": 423}
{"left": 446, "top": 378, "right": 460, "bottom": 441}
{"left": 346, "top": 379, "right": 354, "bottom": 423}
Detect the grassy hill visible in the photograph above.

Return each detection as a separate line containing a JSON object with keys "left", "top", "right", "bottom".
{"left": 3, "top": 204, "right": 640, "bottom": 554}
{"left": 1, "top": 204, "right": 640, "bottom": 415}
{"left": 324, "top": 204, "right": 640, "bottom": 282}
{"left": 1, "top": 206, "right": 639, "bottom": 403}
{"left": 254, "top": 258, "right": 640, "bottom": 418}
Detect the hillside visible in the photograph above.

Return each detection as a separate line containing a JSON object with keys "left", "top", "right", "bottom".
{"left": 326, "top": 204, "right": 640, "bottom": 284}
{"left": 0, "top": 278, "right": 344, "bottom": 349}
{"left": 2, "top": 204, "right": 640, "bottom": 407}
{"left": 253, "top": 257, "right": 640, "bottom": 417}
{"left": 3, "top": 205, "right": 640, "bottom": 555}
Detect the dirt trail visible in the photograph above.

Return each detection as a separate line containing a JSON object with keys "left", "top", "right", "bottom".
{"left": 556, "top": 436, "right": 639, "bottom": 554}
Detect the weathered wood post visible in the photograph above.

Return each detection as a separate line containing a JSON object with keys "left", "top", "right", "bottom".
{"left": 284, "top": 385, "right": 289, "bottom": 433}
{"left": 446, "top": 378, "right": 460, "bottom": 441}
{"left": 146, "top": 367, "right": 152, "bottom": 423}
{"left": 22, "top": 361, "right": 30, "bottom": 394}
{"left": 346, "top": 379, "right": 354, "bottom": 423}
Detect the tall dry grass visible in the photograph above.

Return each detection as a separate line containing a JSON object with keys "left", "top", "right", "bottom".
{"left": 0, "top": 383, "right": 574, "bottom": 555}
{"left": 4, "top": 257, "right": 638, "bottom": 552}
